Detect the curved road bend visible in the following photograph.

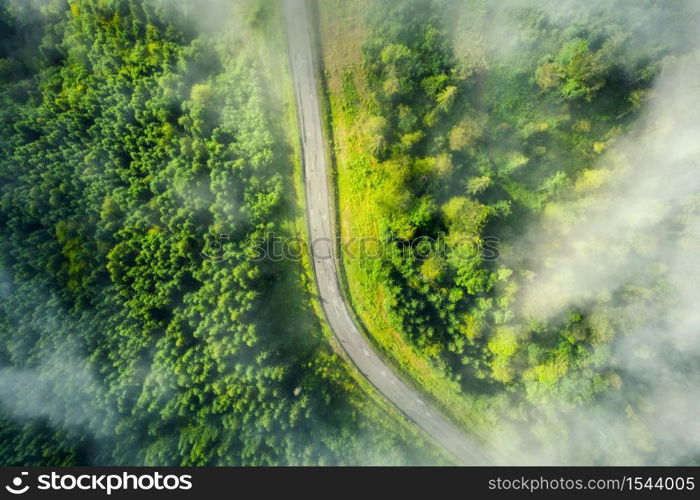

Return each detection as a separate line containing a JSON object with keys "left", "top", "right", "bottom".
{"left": 283, "top": 0, "right": 489, "bottom": 464}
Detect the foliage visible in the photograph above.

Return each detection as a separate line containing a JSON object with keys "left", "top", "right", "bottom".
{"left": 319, "top": 0, "right": 700, "bottom": 462}
{"left": 0, "top": 0, "right": 437, "bottom": 465}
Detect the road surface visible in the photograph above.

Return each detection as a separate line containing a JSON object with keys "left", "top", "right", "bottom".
{"left": 283, "top": 0, "right": 489, "bottom": 465}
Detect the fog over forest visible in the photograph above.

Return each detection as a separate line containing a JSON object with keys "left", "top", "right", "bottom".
{"left": 1, "top": 0, "right": 698, "bottom": 466}
{"left": 497, "top": 53, "right": 700, "bottom": 464}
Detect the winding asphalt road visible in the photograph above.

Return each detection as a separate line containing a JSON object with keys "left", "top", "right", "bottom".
{"left": 283, "top": 0, "right": 488, "bottom": 465}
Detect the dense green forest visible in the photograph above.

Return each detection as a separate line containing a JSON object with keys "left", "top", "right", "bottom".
{"left": 319, "top": 0, "right": 700, "bottom": 464}
{"left": 2, "top": 0, "right": 698, "bottom": 466}
{"left": 0, "top": 0, "right": 444, "bottom": 465}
